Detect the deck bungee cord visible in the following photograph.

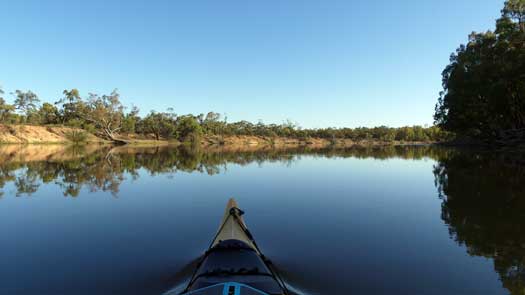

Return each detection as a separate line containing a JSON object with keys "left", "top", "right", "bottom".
{"left": 178, "top": 199, "right": 290, "bottom": 295}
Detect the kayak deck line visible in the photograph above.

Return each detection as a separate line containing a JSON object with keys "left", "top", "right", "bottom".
{"left": 210, "top": 198, "right": 259, "bottom": 253}
{"left": 179, "top": 198, "right": 289, "bottom": 295}
{"left": 182, "top": 282, "right": 270, "bottom": 295}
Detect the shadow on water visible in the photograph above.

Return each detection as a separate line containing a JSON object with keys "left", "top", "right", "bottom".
{"left": 434, "top": 149, "right": 525, "bottom": 295}
{"left": 2, "top": 144, "right": 525, "bottom": 294}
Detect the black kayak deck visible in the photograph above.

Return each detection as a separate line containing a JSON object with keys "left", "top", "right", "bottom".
{"left": 179, "top": 199, "right": 288, "bottom": 295}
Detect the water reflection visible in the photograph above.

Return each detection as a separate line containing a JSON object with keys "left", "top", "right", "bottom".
{"left": 434, "top": 150, "right": 525, "bottom": 295}
{"left": 2, "top": 144, "right": 525, "bottom": 294}
{"left": 0, "top": 144, "right": 447, "bottom": 198}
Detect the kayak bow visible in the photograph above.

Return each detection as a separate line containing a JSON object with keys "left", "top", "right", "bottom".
{"left": 180, "top": 198, "right": 288, "bottom": 295}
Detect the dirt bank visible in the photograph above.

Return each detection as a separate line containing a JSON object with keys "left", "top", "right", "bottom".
{"left": 0, "top": 124, "right": 104, "bottom": 144}
{"left": 0, "top": 124, "right": 434, "bottom": 147}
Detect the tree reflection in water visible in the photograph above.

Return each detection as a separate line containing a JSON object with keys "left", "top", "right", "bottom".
{"left": 434, "top": 150, "right": 525, "bottom": 295}
{"left": 2, "top": 144, "right": 524, "bottom": 293}
{"left": 0, "top": 144, "right": 446, "bottom": 198}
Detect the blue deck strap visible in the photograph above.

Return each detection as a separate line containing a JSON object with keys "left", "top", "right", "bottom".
{"left": 223, "top": 282, "right": 269, "bottom": 295}
{"left": 182, "top": 282, "right": 270, "bottom": 295}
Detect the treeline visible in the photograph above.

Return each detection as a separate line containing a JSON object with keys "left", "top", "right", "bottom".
{"left": 435, "top": 0, "right": 525, "bottom": 142}
{"left": 0, "top": 87, "right": 450, "bottom": 143}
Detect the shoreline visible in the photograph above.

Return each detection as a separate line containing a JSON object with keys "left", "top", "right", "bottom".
{"left": 0, "top": 124, "right": 436, "bottom": 148}
{"left": 0, "top": 142, "right": 440, "bottom": 166}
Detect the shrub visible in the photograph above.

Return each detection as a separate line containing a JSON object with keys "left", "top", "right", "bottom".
{"left": 65, "top": 130, "right": 88, "bottom": 144}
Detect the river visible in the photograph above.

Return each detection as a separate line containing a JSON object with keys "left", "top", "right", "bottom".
{"left": 0, "top": 145, "right": 523, "bottom": 295}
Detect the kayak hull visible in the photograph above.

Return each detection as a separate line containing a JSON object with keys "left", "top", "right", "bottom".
{"left": 211, "top": 198, "right": 258, "bottom": 251}
{"left": 180, "top": 198, "right": 287, "bottom": 295}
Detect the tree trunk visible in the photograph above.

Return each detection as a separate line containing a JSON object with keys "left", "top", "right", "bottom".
{"left": 103, "top": 128, "right": 127, "bottom": 145}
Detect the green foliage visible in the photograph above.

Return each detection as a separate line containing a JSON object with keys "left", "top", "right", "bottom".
{"left": 0, "top": 85, "right": 448, "bottom": 143}
{"left": 54, "top": 89, "right": 125, "bottom": 140}
{"left": 201, "top": 112, "right": 225, "bottom": 135}
{"left": 13, "top": 90, "right": 40, "bottom": 119}
{"left": 176, "top": 115, "right": 203, "bottom": 143}
{"left": 65, "top": 130, "right": 88, "bottom": 144}
{"left": 82, "top": 123, "right": 97, "bottom": 134}
{"left": 82, "top": 90, "right": 125, "bottom": 140}
{"left": 502, "top": 0, "right": 525, "bottom": 31}
{"left": 121, "top": 106, "right": 140, "bottom": 134}
{"left": 0, "top": 98, "right": 15, "bottom": 123}
{"left": 435, "top": 0, "right": 525, "bottom": 139}
{"left": 140, "top": 110, "right": 177, "bottom": 140}
{"left": 38, "top": 103, "right": 60, "bottom": 124}
{"left": 57, "top": 89, "right": 83, "bottom": 124}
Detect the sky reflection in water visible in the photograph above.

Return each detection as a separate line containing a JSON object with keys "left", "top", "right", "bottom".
{"left": 0, "top": 145, "right": 523, "bottom": 295}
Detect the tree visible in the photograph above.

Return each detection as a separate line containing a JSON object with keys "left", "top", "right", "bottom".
{"left": 56, "top": 89, "right": 83, "bottom": 124}
{"left": 13, "top": 90, "right": 40, "bottom": 118}
{"left": 202, "top": 112, "right": 224, "bottom": 135}
{"left": 80, "top": 89, "right": 125, "bottom": 141}
{"left": 502, "top": 0, "right": 525, "bottom": 31}
{"left": 141, "top": 111, "right": 177, "bottom": 140}
{"left": 38, "top": 103, "right": 60, "bottom": 124}
{"left": 0, "top": 86, "right": 15, "bottom": 123}
{"left": 176, "top": 115, "right": 203, "bottom": 143}
{"left": 0, "top": 98, "right": 15, "bottom": 123}
{"left": 435, "top": 0, "right": 525, "bottom": 139}
{"left": 205, "top": 112, "right": 221, "bottom": 123}
{"left": 121, "top": 106, "right": 140, "bottom": 134}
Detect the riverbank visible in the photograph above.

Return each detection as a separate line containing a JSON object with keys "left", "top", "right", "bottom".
{"left": 0, "top": 124, "right": 434, "bottom": 147}
{"left": 0, "top": 124, "right": 105, "bottom": 144}
{"left": 437, "top": 129, "right": 525, "bottom": 151}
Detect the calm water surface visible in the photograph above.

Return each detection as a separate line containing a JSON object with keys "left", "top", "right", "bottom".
{"left": 0, "top": 145, "right": 523, "bottom": 295}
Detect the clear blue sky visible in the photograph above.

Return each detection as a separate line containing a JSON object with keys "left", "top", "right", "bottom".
{"left": 0, "top": 0, "right": 502, "bottom": 128}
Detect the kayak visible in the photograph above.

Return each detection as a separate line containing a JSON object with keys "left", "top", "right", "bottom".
{"left": 179, "top": 198, "right": 289, "bottom": 295}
